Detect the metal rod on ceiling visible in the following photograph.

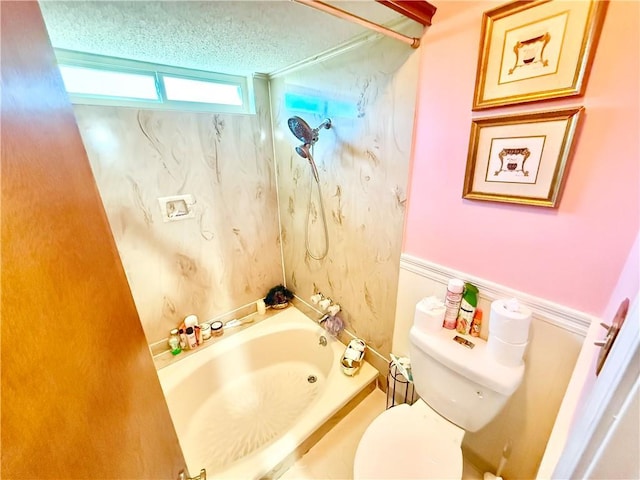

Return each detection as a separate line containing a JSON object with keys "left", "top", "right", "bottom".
{"left": 292, "top": 0, "right": 421, "bottom": 48}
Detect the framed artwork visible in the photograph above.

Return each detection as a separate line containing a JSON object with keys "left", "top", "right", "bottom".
{"left": 472, "top": 0, "right": 607, "bottom": 110}
{"left": 462, "top": 107, "right": 583, "bottom": 207}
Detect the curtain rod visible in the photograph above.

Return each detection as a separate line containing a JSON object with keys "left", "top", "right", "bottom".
{"left": 291, "top": 0, "right": 421, "bottom": 48}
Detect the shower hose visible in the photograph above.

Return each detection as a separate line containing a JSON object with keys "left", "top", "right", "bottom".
{"left": 305, "top": 148, "right": 329, "bottom": 260}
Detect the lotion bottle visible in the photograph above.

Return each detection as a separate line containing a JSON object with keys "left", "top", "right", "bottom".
{"left": 443, "top": 279, "right": 465, "bottom": 329}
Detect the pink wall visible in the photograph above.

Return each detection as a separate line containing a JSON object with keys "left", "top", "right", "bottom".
{"left": 404, "top": 0, "right": 639, "bottom": 316}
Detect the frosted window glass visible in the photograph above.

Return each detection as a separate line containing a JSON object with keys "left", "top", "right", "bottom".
{"left": 59, "top": 65, "right": 159, "bottom": 100}
{"left": 163, "top": 76, "right": 242, "bottom": 105}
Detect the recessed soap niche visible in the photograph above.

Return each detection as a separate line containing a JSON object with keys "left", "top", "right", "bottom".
{"left": 158, "top": 194, "right": 196, "bottom": 222}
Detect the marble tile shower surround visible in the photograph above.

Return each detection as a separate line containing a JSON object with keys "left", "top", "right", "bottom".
{"left": 74, "top": 78, "right": 283, "bottom": 344}
{"left": 270, "top": 24, "right": 422, "bottom": 358}
{"left": 74, "top": 25, "right": 421, "bottom": 359}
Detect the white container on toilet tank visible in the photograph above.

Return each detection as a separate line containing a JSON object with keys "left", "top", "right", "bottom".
{"left": 488, "top": 298, "right": 532, "bottom": 366}
{"left": 413, "top": 296, "right": 446, "bottom": 333}
{"left": 489, "top": 298, "right": 532, "bottom": 343}
{"left": 487, "top": 335, "right": 528, "bottom": 367}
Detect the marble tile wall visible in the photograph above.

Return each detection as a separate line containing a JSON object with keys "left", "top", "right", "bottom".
{"left": 269, "top": 24, "right": 422, "bottom": 359}
{"left": 74, "top": 78, "right": 283, "bottom": 344}
{"left": 73, "top": 27, "right": 421, "bottom": 355}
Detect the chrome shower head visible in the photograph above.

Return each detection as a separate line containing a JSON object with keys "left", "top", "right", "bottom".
{"left": 289, "top": 116, "right": 330, "bottom": 184}
{"left": 295, "top": 144, "right": 320, "bottom": 183}
{"left": 295, "top": 144, "right": 309, "bottom": 159}
{"left": 288, "top": 116, "right": 315, "bottom": 144}
{"left": 288, "top": 116, "right": 332, "bottom": 146}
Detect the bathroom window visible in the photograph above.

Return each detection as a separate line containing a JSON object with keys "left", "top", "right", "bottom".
{"left": 55, "top": 49, "right": 252, "bottom": 114}
{"left": 58, "top": 65, "right": 160, "bottom": 101}
{"left": 162, "top": 75, "right": 243, "bottom": 106}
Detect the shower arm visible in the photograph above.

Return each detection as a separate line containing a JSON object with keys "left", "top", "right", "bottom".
{"left": 310, "top": 119, "right": 332, "bottom": 144}
{"left": 292, "top": 0, "right": 421, "bottom": 49}
{"left": 315, "top": 119, "right": 332, "bottom": 131}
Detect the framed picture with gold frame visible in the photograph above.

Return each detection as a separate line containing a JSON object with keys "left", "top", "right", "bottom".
{"left": 472, "top": 0, "right": 607, "bottom": 110}
{"left": 462, "top": 107, "right": 583, "bottom": 207}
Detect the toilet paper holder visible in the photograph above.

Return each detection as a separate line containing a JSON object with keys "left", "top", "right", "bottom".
{"left": 386, "top": 359, "right": 417, "bottom": 409}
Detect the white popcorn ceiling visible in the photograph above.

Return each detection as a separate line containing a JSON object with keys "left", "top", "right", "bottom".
{"left": 39, "top": 1, "right": 405, "bottom": 76}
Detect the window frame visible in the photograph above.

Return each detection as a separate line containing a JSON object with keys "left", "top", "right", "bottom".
{"left": 55, "top": 49, "right": 252, "bottom": 114}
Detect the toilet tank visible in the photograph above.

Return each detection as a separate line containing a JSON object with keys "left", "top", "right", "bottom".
{"left": 409, "top": 326, "right": 524, "bottom": 432}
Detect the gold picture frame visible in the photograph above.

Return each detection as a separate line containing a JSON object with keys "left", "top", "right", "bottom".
{"left": 472, "top": 0, "right": 607, "bottom": 110}
{"left": 462, "top": 107, "right": 583, "bottom": 207}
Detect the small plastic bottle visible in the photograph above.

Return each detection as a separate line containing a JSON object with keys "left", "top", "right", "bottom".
{"left": 185, "top": 326, "right": 197, "bottom": 349}
{"left": 443, "top": 279, "right": 465, "bottom": 329}
{"left": 200, "top": 322, "right": 211, "bottom": 341}
{"left": 456, "top": 282, "right": 479, "bottom": 335}
{"left": 257, "top": 299, "right": 267, "bottom": 315}
{"left": 184, "top": 314, "right": 198, "bottom": 328}
{"left": 470, "top": 308, "right": 483, "bottom": 337}
{"left": 168, "top": 329, "right": 182, "bottom": 355}
{"left": 178, "top": 328, "right": 187, "bottom": 349}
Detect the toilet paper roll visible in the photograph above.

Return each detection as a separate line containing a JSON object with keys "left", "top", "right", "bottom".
{"left": 414, "top": 296, "right": 446, "bottom": 332}
{"left": 488, "top": 335, "right": 527, "bottom": 367}
{"left": 489, "top": 298, "right": 532, "bottom": 344}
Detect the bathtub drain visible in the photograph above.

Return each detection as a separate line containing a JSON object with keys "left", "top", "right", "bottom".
{"left": 307, "top": 375, "right": 317, "bottom": 383}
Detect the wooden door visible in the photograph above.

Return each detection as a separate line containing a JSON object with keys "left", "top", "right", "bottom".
{"left": 1, "top": 2, "right": 188, "bottom": 478}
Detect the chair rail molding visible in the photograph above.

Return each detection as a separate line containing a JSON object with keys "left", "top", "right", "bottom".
{"left": 400, "top": 253, "right": 596, "bottom": 336}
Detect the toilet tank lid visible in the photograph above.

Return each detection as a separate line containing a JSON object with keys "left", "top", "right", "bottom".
{"left": 410, "top": 326, "right": 524, "bottom": 396}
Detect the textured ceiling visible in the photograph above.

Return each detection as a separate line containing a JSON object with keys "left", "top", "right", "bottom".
{"left": 40, "top": 1, "right": 408, "bottom": 76}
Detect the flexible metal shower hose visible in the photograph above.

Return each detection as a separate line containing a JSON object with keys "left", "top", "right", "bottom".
{"left": 305, "top": 147, "right": 329, "bottom": 260}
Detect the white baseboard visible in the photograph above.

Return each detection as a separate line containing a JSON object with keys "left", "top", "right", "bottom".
{"left": 401, "top": 253, "right": 596, "bottom": 336}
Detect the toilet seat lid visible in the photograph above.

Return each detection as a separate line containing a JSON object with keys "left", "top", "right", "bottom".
{"left": 353, "top": 403, "right": 463, "bottom": 479}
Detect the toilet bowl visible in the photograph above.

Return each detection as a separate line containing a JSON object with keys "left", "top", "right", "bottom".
{"left": 354, "top": 400, "right": 463, "bottom": 479}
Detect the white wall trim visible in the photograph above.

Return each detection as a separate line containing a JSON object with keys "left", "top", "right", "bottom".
{"left": 401, "top": 253, "right": 596, "bottom": 337}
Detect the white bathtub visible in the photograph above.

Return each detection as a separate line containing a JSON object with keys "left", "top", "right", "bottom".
{"left": 157, "top": 306, "right": 378, "bottom": 479}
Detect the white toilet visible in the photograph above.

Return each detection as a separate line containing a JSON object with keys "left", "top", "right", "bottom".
{"left": 353, "top": 325, "right": 525, "bottom": 479}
